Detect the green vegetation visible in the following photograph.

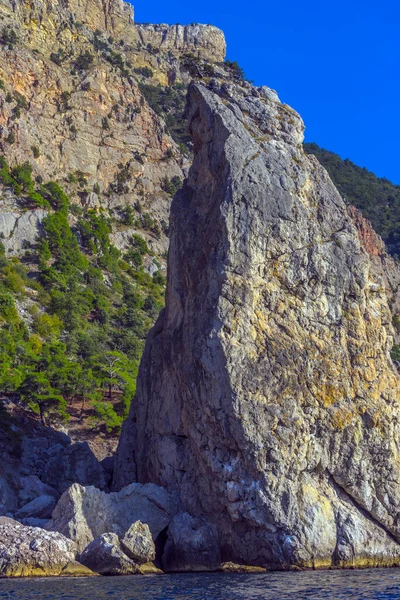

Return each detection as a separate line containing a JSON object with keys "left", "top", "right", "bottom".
{"left": 91, "top": 31, "right": 131, "bottom": 78}
{"left": 304, "top": 143, "right": 400, "bottom": 257}
{"left": 0, "top": 26, "right": 18, "bottom": 50}
{"left": 134, "top": 66, "right": 153, "bottom": 78}
{"left": 0, "top": 158, "right": 49, "bottom": 208}
{"left": 74, "top": 51, "right": 94, "bottom": 72}
{"left": 110, "top": 163, "right": 132, "bottom": 195}
{"left": 50, "top": 49, "right": 66, "bottom": 66}
{"left": 224, "top": 60, "right": 247, "bottom": 81}
{"left": 391, "top": 345, "right": 400, "bottom": 363}
{"left": 0, "top": 158, "right": 166, "bottom": 431}
{"left": 161, "top": 176, "right": 182, "bottom": 196}
{"left": 139, "top": 83, "right": 191, "bottom": 152}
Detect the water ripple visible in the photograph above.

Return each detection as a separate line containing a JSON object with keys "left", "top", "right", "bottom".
{"left": 0, "top": 569, "right": 400, "bottom": 599}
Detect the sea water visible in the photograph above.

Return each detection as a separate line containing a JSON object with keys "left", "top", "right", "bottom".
{"left": 0, "top": 570, "right": 400, "bottom": 600}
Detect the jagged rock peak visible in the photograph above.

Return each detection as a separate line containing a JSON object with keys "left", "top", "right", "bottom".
{"left": 114, "top": 80, "right": 400, "bottom": 569}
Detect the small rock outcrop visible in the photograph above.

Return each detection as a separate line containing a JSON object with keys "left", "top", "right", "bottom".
{"left": 0, "top": 517, "right": 93, "bottom": 577}
{"left": 114, "top": 81, "right": 400, "bottom": 569}
{"left": 163, "top": 512, "right": 221, "bottom": 572}
{"left": 135, "top": 24, "right": 226, "bottom": 62}
{"left": 48, "top": 482, "right": 178, "bottom": 552}
{"left": 79, "top": 533, "right": 140, "bottom": 576}
{"left": 120, "top": 521, "right": 155, "bottom": 564}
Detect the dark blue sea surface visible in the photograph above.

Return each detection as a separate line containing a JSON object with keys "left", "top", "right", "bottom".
{"left": 1, "top": 570, "right": 400, "bottom": 600}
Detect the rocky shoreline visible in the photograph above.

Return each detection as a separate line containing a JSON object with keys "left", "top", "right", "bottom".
{"left": 2, "top": 477, "right": 400, "bottom": 578}
{"left": 0, "top": 481, "right": 269, "bottom": 578}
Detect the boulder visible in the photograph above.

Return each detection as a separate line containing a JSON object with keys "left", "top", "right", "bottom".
{"left": 0, "top": 517, "right": 94, "bottom": 577}
{"left": 79, "top": 533, "right": 139, "bottom": 576}
{"left": 163, "top": 513, "right": 221, "bottom": 572}
{"left": 120, "top": 521, "right": 155, "bottom": 564}
{"left": 18, "top": 475, "right": 59, "bottom": 506}
{"left": 48, "top": 482, "right": 178, "bottom": 552}
{"left": 15, "top": 494, "right": 56, "bottom": 520}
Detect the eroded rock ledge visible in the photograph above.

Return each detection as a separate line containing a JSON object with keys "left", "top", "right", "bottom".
{"left": 114, "top": 80, "right": 400, "bottom": 569}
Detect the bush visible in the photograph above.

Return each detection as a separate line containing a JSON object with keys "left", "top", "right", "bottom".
{"left": 91, "top": 400, "right": 122, "bottom": 432}
{"left": 12, "top": 162, "right": 35, "bottom": 194}
{"left": 14, "top": 92, "right": 28, "bottom": 110}
{"left": 74, "top": 51, "right": 94, "bottom": 72}
{"left": 134, "top": 66, "right": 153, "bottom": 78}
{"left": 153, "top": 271, "right": 165, "bottom": 286}
{"left": 0, "top": 26, "right": 18, "bottom": 49}
{"left": 6, "top": 132, "right": 15, "bottom": 145}
{"left": 50, "top": 49, "right": 65, "bottom": 66}
{"left": 28, "top": 192, "right": 50, "bottom": 209}
{"left": 60, "top": 91, "right": 71, "bottom": 111}
{"left": 122, "top": 205, "right": 134, "bottom": 226}
{"left": 391, "top": 344, "right": 400, "bottom": 363}
{"left": 43, "top": 182, "right": 70, "bottom": 213}
{"left": 110, "top": 164, "right": 132, "bottom": 194}
{"left": 0, "top": 156, "right": 12, "bottom": 185}
{"left": 224, "top": 60, "right": 246, "bottom": 81}
{"left": 161, "top": 176, "right": 182, "bottom": 196}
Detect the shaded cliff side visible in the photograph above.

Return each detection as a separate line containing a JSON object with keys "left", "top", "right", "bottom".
{"left": 114, "top": 80, "right": 400, "bottom": 569}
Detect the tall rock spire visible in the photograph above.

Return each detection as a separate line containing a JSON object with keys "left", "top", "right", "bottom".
{"left": 114, "top": 80, "right": 400, "bottom": 569}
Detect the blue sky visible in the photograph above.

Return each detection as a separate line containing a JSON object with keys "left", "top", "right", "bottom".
{"left": 132, "top": 0, "right": 400, "bottom": 184}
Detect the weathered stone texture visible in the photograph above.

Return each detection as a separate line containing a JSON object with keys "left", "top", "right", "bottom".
{"left": 114, "top": 81, "right": 400, "bottom": 569}
{"left": 48, "top": 481, "right": 178, "bottom": 552}
{"left": 79, "top": 532, "right": 140, "bottom": 576}
{"left": 135, "top": 24, "right": 226, "bottom": 62}
{"left": 0, "top": 517, "right": 93, "bottom": 577}
{"left": 120, "top": 520, "right": 155, "bottom": 564}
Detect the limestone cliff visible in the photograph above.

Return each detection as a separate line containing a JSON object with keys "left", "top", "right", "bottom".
{"left": 0, "top": 0, "right": 225, "bottom": 259}
{"left": 114, "top": 80, "right": 400, "bottom": 569}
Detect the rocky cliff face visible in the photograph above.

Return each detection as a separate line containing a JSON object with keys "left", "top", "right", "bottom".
{"left": 348, "top": 206, "right": 400, "bottom": 332}
{"left": 0, "top": 0, "right": 225, "bottom": 259}
{"left": 114, "top": 80, "right": 400, "bottom": 569}
{"left": 0, "top": 0, "right": 227, "bottom": 512}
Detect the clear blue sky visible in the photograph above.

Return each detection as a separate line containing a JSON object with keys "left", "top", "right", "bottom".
{"left": 132, "top": 0, "right": 400, "bottom": 184}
